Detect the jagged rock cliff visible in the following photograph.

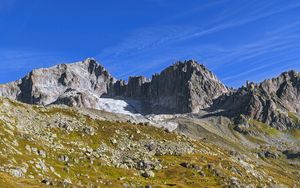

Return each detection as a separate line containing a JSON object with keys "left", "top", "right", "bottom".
{"left": 0, "top": 59, "right": 228, "bottom": 114}
{"left": 125, "top": 76, "right": 150, "bottom": 99}
{"left": 144, "top": 60, "right": 228, "bottom": 113}
{"left": 0, "top": 58, "right": 116, "bottom": 106}
{"left": 212, "top": 70, "right": 300, "bottom": 130}
{"left": 110, "top": 60, "right": 228, "bottom": 113}
{"left": 0, "top": 58, "right": 299, "bottom": 129}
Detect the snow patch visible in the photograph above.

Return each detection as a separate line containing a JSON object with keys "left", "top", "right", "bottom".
{"left": 96, "top": 98, "right": 143, "bottom": 116}
{"left": 95, "top": 97, "right": 179, "bottom": 131}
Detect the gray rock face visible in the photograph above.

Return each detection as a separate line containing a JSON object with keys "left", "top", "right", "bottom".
{"left": 0, "top": 58, "right": 116, "bottom": 106}
{"left": 125, "top": 76, "right": 150, "bottom": 99}
{"left": 0, "top": 59, "right": 228, "bottom": 114}
{"left": 110, "top": 80, "right": 126, "bottom": 96}
{"left": 52, "top": 89, "right": 103, "bottom": 109}
{"left": 146, "top": 60, "right": 228, "bottom": 113}
{"left": 1, "top": 57, "right": 299, "bottom": 130}
{"left": 212, "top": 70, "right": 300, "bottom": 130}
{"left": 112, "top": 60, "right": 228, "bottom": 113}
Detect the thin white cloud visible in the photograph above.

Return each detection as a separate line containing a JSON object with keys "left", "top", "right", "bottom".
{"left": 0, "top": 49, "right": 69, "bottom": 83}
{"left": 98, "top": 1, "right": 300, "bottom": 63}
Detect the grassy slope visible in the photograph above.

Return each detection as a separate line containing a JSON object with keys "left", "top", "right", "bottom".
{"left": 0, "top": 98, "right": 299, "bottom": 187}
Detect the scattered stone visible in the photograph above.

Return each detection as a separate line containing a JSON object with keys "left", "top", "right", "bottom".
{"left": 258, "top": 151, "right": 278, "bottom": 159}
{"left": 199, "top": 171, "right": 206, "bottom": 177}
{"left": 31, "top": 147, "right": 38, "bottom": 153}
{"left": 25, "top": 145, "right": 31, "bottom": 153}
{"left": 111, "top": 138, "right": 118, "bottom": 145}
{"left": 166, "top": 183, "right": 177, "bottom": 187}
{"left": 141, "top": 170, "right": 155, "bottom": 178}
{"left": 12, "top": 140, "right": 19, "bottom": 146}
{"left": 36, "top": 160, "right": 48, "bottom": 172}
{"left": 180, "top": 162, "right": 189, "bottom": 168}
{"left": 38, "top": 150, "right": 47, "bottom": 158}
{"left": 229, "top": 177, "right": 241, "bottom": 188}
{"left": 118, "top": 177, "right": 126, "bottom": 181}
{"left": 10, "top": 169, "right": 23, "bottom": 177}
{"left": 41, "top": 179, "right": 52, "bottom": 185}
{"left": 83, "top": 126, "right": 95, "bottom": 135}
{"left": 63, "top": 179, "right": 72, "bottom": 187}
{"left": 58, "top": 155, "right": 70, "bottom": 162}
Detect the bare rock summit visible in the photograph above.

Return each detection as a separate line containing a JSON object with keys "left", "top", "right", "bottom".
{"left": 0, "top": 58, "right": 116, "bottom": 107}
{"left": 0, "top": 59, "right": 228, "bottom": 114}
{"left": 212, "top": 70, "right": 300, "bottom": 130}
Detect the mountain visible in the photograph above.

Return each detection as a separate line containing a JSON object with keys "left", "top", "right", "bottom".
{"left": 111, "top": 60, "right": 228, "bottom": 113}
{"left": 0, "top": 58, "right": 116, "bottom": 109}
{"left": 0, "top": 58, "right": 228, "bottom": 114}
{"left": 0, "top": 58, "right": 300, "bottom": 187}
{"left": 212, "top": 70, "right": 300, "bottom": 130}
{"left": 1, "top": 58, "right": 299, "bottom": 129}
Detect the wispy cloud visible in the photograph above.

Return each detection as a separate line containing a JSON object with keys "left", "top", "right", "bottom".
{"left": 206, "top": 32, "right": 300, "bottom": 86}
{"left": 2, "top": 1, "right": 299, "bottom": 87}
{"left": 0, "top": 49, "right": 68, "bottom": 83}
{"left": 96, "top": 0, "right": 300, "bottom": 87}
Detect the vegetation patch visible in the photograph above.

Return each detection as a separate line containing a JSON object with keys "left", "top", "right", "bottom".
{"left": 288, "top": 111, "right": 299, "bottom": 124}
{"left": 248, "top": 119, "right": 280, "bottom": 137}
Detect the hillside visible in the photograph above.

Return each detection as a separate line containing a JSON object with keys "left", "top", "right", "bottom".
{"left": 0, "top": 97, "right": 299, "bottom": 187}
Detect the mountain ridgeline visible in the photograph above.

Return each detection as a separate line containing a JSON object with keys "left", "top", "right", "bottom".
{"left": 0, "top": 58, "right": 300, "bottom": 130}
{"left": 110, "top": 60, "right": 228, "bottom": 113}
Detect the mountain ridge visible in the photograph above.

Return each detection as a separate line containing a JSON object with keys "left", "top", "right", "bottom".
{"left": 0, "top": 58, "right": 300, "bottom": 130}
{"left": 0, "top": 58, "right": 299, "bottom": 187}
{"left": 0, "top": 58, "right": 228, "bottom": 114}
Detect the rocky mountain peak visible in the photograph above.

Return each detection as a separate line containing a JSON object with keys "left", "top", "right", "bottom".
{"left": 146, "top": 60, "right": 228, "bottom": 113}
{"left": 2, "top": 57, "right": 298, "bottom": 128}
{"left": 280, "top": 70, "right": 299, "bottom": 79}
{"left": 82, "top": 57, "right": 97, "bottom": 64}
{"left": 212, "top": 70, "right": 300, "bottom": 130}
{"left": 0, "top": 58, "right": 229, "bottom": 114}
{"left": 0, "top": 58, "right": 116, "bottom": 107}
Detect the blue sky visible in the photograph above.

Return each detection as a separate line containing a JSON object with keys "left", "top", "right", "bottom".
{"left": 1, "top": 0, "right": 300, "bottom": 87}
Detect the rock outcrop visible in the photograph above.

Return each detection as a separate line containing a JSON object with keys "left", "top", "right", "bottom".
{"left": 144, "top": 60, "right": 228, "bottom": 113}
{"left": 125, "top": 76, "right": 150, "bottom": 99}
{"left": 0, "top": 59, "right": 228, "bottom": 114}
{"left": 212, "top": 70, "right": 300, "bottom": 130}
{"left": 110, "top": 60, "right": 228, "bottom": 113}
{"left": 1, "top": 57, "right": 299, "bottom": 128}
{"left": 0, "top": 58, "right": 116, "bottom": 106}
{"left": 52, "top": 88, "right": 103, "bottom": 109}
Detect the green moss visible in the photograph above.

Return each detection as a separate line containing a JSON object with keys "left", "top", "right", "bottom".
{"left": 248, "top": 119, "right": 280, "bottom": 137}
{"left": 0, "top": 172, "right": 43, "bottom": 188}
{"left": 43, "top": 107, "right": 78, "bottom": 117}
{"left": 288, "top": 112, "right": 299, "bottom": 124}
{"left": 8, "top": 100, "right": 26, "bottom": 108}
{"left": 287, "top": 129, "right": 300, "bottom": 139}
{"left": 246, "top": 135, "right": 267, "bottom": 144}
